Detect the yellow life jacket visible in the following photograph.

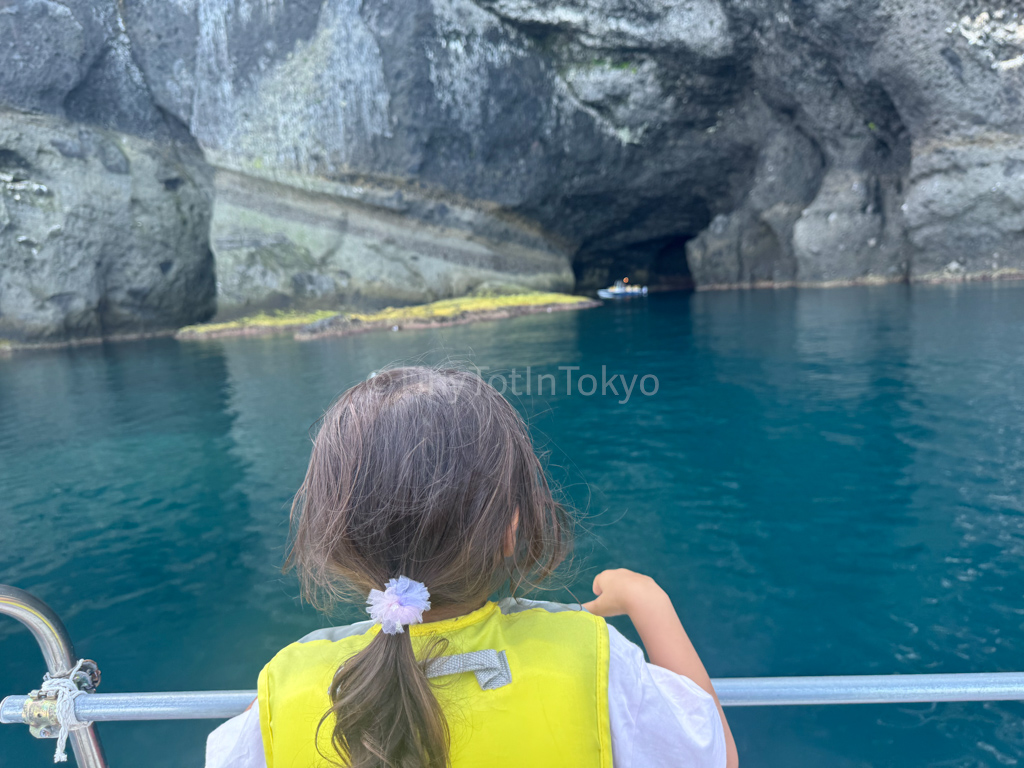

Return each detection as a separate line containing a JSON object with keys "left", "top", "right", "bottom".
{"left": 257, "top": 599, "right": 612, "bottom": 768}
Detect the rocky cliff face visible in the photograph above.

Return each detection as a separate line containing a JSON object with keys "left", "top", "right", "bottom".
{"left": 1, "top": 0, "right": 1022, "bottom": 339}
{"left": 0, "top": 110, "right": 214, "bottom": 341}
{"left": 0, "top": 0, "right": 215, "bottom": 341}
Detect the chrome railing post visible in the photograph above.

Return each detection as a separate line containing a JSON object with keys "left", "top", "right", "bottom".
{"left": 0, "top": 584, "right": 107, "bottom": 768}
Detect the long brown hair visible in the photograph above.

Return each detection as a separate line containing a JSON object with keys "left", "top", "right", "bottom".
{"left": 287, "top": 366, "right": 571, "bottom": 768}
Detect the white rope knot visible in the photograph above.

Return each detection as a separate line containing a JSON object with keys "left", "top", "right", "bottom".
{"left": 366, "top": 576, "right": 431, "bottom": 634}
{"left": 40, "top": 659, "right": 92, "bottom": 763}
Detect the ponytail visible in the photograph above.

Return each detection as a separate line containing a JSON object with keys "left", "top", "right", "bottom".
{"left": 320, "top": 632, "right": 449, "bottom": 768}
{"left": 291, "top": 367, "right": 574, "bottom": 767}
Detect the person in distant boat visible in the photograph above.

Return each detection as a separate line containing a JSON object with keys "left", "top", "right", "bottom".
{"left": 205, "top": 366, "right": 738, "bottom": 768}
{"left": 598, "top": 277, "right": 648, "bottom": 299}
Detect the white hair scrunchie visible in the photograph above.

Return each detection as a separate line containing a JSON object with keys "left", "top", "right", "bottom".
{"left": 366, "top": 576, "right": 431, "bottom": 634}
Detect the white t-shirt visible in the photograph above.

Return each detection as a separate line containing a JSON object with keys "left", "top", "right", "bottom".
{"left": 205, "top": 624, "right": 726, "bottom": 768}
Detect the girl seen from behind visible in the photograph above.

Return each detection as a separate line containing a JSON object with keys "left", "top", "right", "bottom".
{"left": 206, "top": 366, "right": 738, "bottom": 768}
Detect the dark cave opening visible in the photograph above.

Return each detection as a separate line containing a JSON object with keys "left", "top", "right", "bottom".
{"left": 571, "top": 193, "right": 713, "bottom": 293}
{"left": 650, "top": 234, "right": 694, "bottom": 285}
{"left": 574, "top": 232, "right": 701, "bottom": 293}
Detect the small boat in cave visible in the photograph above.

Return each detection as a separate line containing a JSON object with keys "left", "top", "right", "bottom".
{"left": 597, "top": 278, "right": 648, "bottom": 299}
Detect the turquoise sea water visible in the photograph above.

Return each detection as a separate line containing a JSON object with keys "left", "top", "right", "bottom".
{"left": 2, "top": 284, "right": 1024, "bottom": 767}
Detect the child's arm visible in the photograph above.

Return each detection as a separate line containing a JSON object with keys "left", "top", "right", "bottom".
{"left": 583, "top": 568, "right": 739, "bottom": 768}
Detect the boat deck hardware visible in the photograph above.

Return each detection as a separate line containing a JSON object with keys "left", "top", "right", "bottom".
{"left": 1, "top": 585, "right": 105, "bottom": 768}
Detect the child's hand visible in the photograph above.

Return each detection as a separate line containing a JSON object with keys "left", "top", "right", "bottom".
{"left": 583, "top": 567, "right": 740, "bottom": 767}
{"left": 581, "top": 568, "right": 670, "bottom": 617}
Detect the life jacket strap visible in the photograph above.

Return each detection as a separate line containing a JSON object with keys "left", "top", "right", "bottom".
{"left": 425, "top": 650, "right": 512, "bottom": 691}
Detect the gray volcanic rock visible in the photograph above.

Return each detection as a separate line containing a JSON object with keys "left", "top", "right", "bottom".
{"left": 791, "top": 168, "right": 904, "bottom": 285}
{"left": 3, "top": 0, "right": 1024, "bottom": 339}
{"left": 0, "top": 110, "right": 214, "bottom": 342}
{"left": 904, "top": 134, "right": 1024, "bottom": 281}
{"left": 0, "top": 0, "right": 88, "bottom": 114}
{"left": 477, "top": 0, "right": 733, "bottom": 55}
{"left": 116, "top": 0, "right": 753, "bottom": 298}
{"left": 167, "top": 0, "right": 1023, "bottom": 294}
{"left": 0, "top": 0, "right": 176, "bottom": 139}
{"left": 686, "top": 117, "right": 824, "bottom": 287}
{"left": 210, "top": 169, "right": 573, "bottom": 316}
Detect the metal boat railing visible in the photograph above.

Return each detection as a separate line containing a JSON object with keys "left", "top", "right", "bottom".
{"left": 4, "top": 584, "right": 1024, "bottom": 768}
{"left": 0, "top": 585, "right": 106, "bottom": 768}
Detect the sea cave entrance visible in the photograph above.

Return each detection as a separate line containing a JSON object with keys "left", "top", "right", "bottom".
{"left": 571, "top": 193, "right": 712, "bottom": 293}
{"left": 574, "top": 232, "right": 703, "bottom": 293}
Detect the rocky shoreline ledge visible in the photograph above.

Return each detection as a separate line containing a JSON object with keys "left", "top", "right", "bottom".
{"left": 0, "top": 293, "right": 597, "bottom": 356}
{"left": 174, "top": 293, "right": 600, "bottom": 342}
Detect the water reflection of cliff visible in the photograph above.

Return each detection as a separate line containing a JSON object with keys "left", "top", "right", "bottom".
{"left": 0, "top": 339, "right": 248, "bottom": 764}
